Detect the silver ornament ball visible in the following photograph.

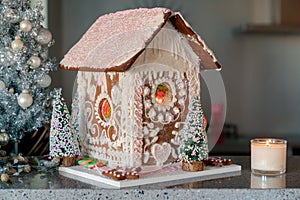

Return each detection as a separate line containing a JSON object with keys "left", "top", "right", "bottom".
{"left": 17, "top": 90, "right": 33, "bottom": 109}
{"left": 11, "top": 37, "right": 24, "bottom": 51}
{"left": 36, "top": 28, "right": 52, "bottom": 45}
{"left": 28, "top": 56, "right": 41, "bottom": 68}
{"left": 38, "top": 74, "right": 52, "bottom": 88}
{"left": 0, "top": 130, "right": 9, "bottom": 146}
{"left": 20, "top": 20, "right": 32, "bottom": 32}
{"left": 0, "top": 80, "right": 6, "bottom": 92}
{"left": 0, "top": 48, "right": 14, "bottom": 67}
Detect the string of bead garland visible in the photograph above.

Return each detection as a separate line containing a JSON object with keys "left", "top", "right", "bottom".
{"left": 0, "top": 0, "right": 57, "bottom": 143}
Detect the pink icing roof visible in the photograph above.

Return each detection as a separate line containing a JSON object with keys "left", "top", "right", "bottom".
{"left": 60, "top": 7, "right": 221, "bottom": 71}
{"left": 61, "top": 8, "right": 171, "bottom": 71}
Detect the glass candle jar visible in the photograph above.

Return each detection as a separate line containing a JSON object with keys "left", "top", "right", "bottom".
{"left": 251, "top": 138, "right": 287, "bottom": 176}
{"left": 251, "top": 173, "right": 286, "bottom": 188}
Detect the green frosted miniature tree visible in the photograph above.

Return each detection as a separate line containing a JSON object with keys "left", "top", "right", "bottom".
{"left": 179, "top": 96, "right": 208, "bottom": 162}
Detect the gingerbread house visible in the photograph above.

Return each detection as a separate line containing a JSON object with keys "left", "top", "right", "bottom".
{"left": 60, "top": 8, "right": 221, "bottom": 168}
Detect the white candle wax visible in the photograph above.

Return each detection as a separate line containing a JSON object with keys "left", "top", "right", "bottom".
{"left": 251, "top": 138, "right": 287, "bottom": 175}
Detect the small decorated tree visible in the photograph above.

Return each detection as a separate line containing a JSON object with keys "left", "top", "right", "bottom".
{"left": 179, "top": 96, "right": 208, "bottom": 171}
{"left": 49, "top": 88, "right": 80, "bottom": 166}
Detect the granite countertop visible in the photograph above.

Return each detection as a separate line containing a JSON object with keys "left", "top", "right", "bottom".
{"left": 1, "top": 156, "right": 300, "bottom": 199}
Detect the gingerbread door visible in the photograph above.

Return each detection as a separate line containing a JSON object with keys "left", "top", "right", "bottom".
{"left": 135, "top": 70, "right": 189, "bottom": 167}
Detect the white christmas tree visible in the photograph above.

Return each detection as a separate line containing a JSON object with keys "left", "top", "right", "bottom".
{"left": 179, "top": 96, "right": 208, "bottom": 163}
{"left": 0, "top": 0, "right": 57, "bottom": 147}
{"left": 49, "top": 88, "right": 80, "bottom": 158}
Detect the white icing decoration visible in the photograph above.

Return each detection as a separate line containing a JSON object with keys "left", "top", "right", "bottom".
{"left": 178, "top": 98, "right": 185, "bottom": 105}
{"left": 165, "top": 113, "right": 173, "bottom": 122}
{"left": 174, "top": 122, "right": 180, "bottom": 129}
{"left": 107, "top": 72, "right": 115, "bottom": 80}
{"left": 89, "top": 85, "right": 96, "bottom": 101}
{"left": 147, "top": 123, "right": 154, "bottom": 129}
{"left": 157, "top": 113, "right": 164, "bottom": 122}
{"left": 171, "top": 147, "right": 178, "bottom": 159}
{"left": 143, "top": 151, "right": 150, "bottom": 163}
{"left": 151, "top": 143, "right": 171, "bottom": 166}
{"left": 173, "top": 107, "right": 179, "bottom": 114}
{"left": 149, "top": 108, "right": 156, "bottom": 118}
{"left": 148, "top": 128, "right": 159, "bottom": 137}
{"left": 151, "top": 136, "right": 158, "bottom": 144}
{"left": 145, "top": 100, "right": 152, "bottom": 109}
{"left": 111, "top": 85, "right": 121, "bottom": 105}
{"left": 143, "top": 126, "right": 150, "bottom": 136}
{"left": 170, "top": 130, "right": 181, "bottom": 145}
{"left": 179, "top": 90, "right": 186, "bottom": 97}
{"left": 177, "top": 82, "right": 185, "bottom": 90}
{"left": 133, "top": 80, "right": 144, "bottom": 167}
{"left": 144, "top": 87, "right": 150, "bottom": 96}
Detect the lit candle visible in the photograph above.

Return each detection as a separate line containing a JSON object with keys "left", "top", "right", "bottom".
{"left": 251, "top": 138, "right": 287, "bottom": 176}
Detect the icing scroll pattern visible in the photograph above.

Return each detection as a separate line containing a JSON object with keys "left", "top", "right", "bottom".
{"left": 133, "top": 74, "right": 144, "bottom": 167}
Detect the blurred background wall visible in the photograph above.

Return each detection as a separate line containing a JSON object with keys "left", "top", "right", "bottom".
{"left": 48, "top": 0, "right": 300, "bottom": 139}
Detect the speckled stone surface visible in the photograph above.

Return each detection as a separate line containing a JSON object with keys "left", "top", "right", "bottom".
{"left": 1, "top": 156, "right": 300, "bottom": 200}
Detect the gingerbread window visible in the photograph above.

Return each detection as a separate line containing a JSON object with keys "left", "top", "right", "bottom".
{"left": 155, "top": 83, "right": 172, "bottom": 105}
{"left": 99, "top": 98, "right": 112, "bottom": 121}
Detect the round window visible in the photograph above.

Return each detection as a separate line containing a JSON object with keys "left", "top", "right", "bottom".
{"left": 155, "top": 83, "right": 172, "bottom": 105}
{"left": 99, "top": 98, "right": 112, "bottom": 121}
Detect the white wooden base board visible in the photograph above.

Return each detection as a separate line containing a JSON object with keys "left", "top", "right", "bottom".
{"left": 59, "top": 163, "right": 241, "bottom": 188}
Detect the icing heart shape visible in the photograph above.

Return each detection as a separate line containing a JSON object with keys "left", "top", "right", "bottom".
{"left": 151, "top": 142, "right": 171, "bottom": 166}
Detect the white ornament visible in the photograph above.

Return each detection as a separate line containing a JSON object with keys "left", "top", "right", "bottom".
{"left": 0, "top": 48, "right": 14, "bottom": 67}
{"left": 36, "top": 28, "right": 52, "bottom": 45}
{"left": 11, "top": 37, "right": 24, "bottom": 51}
{"left": 17, "top": 90, "right": 33, "bottom": 109}
{"left": 0, "top": 81, "right": 5, "bottom": 92}
{"left": 38, "top": 74, "right": 52, "bottom": 88}
{"left": 20, "top": 20, "right": 32, "bottom": 32}
{"left": 28, "top": 56, "right": 41, "bottom": 68}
